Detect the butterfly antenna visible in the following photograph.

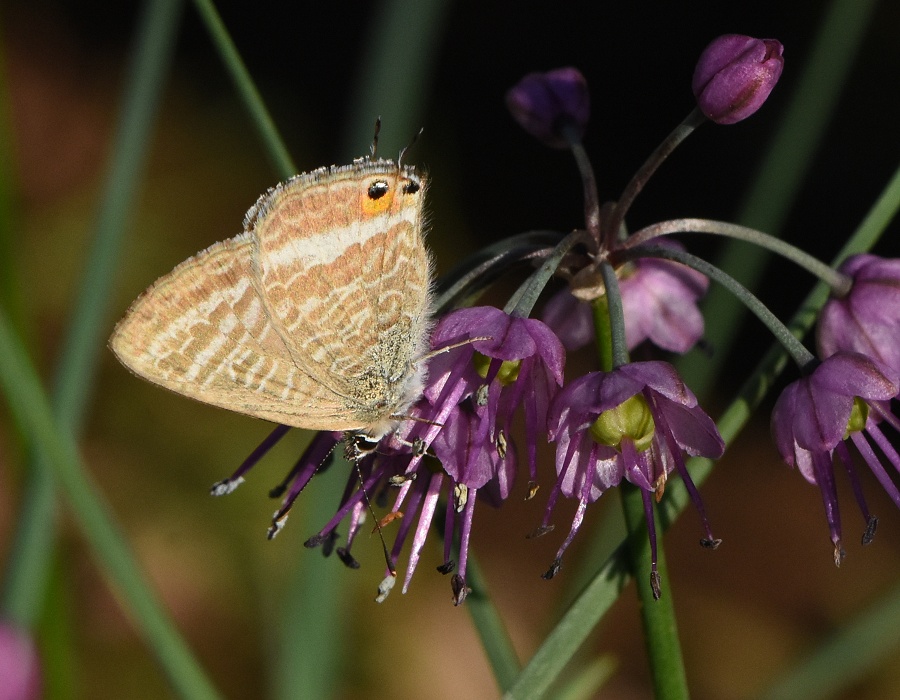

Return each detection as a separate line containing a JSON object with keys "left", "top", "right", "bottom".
{"left": 398, "top": 127, "right": 424, "bottom": 166}
{"left": 418, "top": 335, "right": 492, "bottom": 363}
{"left": 370, "top": 117, "right": 382, "bottom": 158}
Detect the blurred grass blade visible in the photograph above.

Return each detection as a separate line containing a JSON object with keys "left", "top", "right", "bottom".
{"left": 465, "top": 556, "right": 522, "bottom": 690}
{"left": 0, "top": 307, "right": 222, "bottom": 699}
{"left": 555, "top": 657, "right": 617, "bottom": 700}
{"left": 1, "top": 0, "right": 182, "bottom": 631}
{"left": 0, "top": 31, "right": 25, "bottom": 339}
{"left": 681, "top": 0, "right": 878, "bottom": 396}
{"left": 503, "top": 542, "right": 631, "bottom": 700}
{"left": 505, "top": 157, "right": 900, "bottom": 699}
{"left": 338, "top": 0, "right": 450, "bottom": 158}
{"left": 760, "top": 582, "right": 900, "bottom": 700}
{"left": 190, "top": 0, "right": 297, "bottom": 178}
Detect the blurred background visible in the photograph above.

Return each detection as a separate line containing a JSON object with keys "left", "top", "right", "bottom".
{"left": 1, "top": 0, "right": 900, "bottom": 698}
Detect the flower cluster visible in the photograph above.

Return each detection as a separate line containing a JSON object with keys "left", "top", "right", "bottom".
{"left": 211, "top": 32, "right": 900, "bottom": 604}
{"left": 541, "top": 361, "right": 723, "bottom": 594}
{"left": 771, "top": 255, "right": 900, "bottom": 563}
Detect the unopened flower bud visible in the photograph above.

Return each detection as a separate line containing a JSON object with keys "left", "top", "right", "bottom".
{"left": 505, "top": 67, "right": 590, "bottom": 148}
{"left": 692, "top": 34, "right": 784, "bottom": 124}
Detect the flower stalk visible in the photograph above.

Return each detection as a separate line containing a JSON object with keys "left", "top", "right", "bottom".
{"left": 604, "top": 109, "right": 707, "bottom": 251}
{"left": 621, "top": 481, "right": 689, "bottom": 699}
{"left": 622, "top": 218, "right": 851, "bottom": 295}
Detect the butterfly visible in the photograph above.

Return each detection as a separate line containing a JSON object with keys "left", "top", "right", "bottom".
{"left": 110, "top": 158, "right": 433, "bottom": 442}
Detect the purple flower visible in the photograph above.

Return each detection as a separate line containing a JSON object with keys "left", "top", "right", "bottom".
{"left": 212, "top": 306, "right": 563, "bottom": 605}
{"left": 817, "top": 254, "right": 900, "bottom": 375}
{"left": 418, "top": 306, "right": 565, "bottom": 601}
{"left": 771, "top": 352, "right": 900, "bottom": 565}
{"left": 692, "top": 34, "right": 784, "bottom": 125}
{"left": 543, "top": 361, "right": 724, "bottom": 596}
{"left": 505, "top": 67, "right": 590, "bottom": 148}
{"left": 543, "top": 242, "right": 709, "bottom": 353}
{"left": 431, "top": 402, "right": 517, "bottom": 507}
{"left": 426, "top": 306, "right": 565, "bottom": 482}
{"left": 541, "top": 287, "right": 595, "bottom": 352}
{"left": 0, "top": 622, "right": 41, "bottom": 700}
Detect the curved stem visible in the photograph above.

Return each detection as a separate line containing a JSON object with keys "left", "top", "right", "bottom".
{"left": 620, "top": 483, "right": 688, "bottom": 700}
{"left": 506, "top": 230, "right": 591, "bottom": 318}
{"left": 622, "top": 245, "right": 816, "bottom": 370}
{"left": 605, "top": 108, "right": 706, "bottom": 250}
{"left": 433, "top": 230, "right": 564, "bottom": 313}
{"left": 622, "top": 218, "right": 852, "bottom": 295}
{"left": 563, "top": 126, "right": 601, "bottom": 250}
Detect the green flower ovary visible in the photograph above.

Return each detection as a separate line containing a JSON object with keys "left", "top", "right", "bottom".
{"left": 589, "top": 393, "right": 656, "bottom": 451}
{"left": 473, "top": 352, "right": 521, "bottom": 386}
{"left": 844, "top": 397, "right": 869, "bottom": 439}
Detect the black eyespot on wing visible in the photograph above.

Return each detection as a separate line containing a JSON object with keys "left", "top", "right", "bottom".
{"left": 368, "top": 180, "right": 390, "bottom": 199}
{"left": 403, "top": 180, "right": 421, "bottom": 195}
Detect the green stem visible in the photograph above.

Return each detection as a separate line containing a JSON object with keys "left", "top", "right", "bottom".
{"left": 598, "top": 262, "right": 628, "bottom": 369}
{"left": 598, "top": 260, "right": 687, "bottom": 697}
{"left": 506, "top": 230, "right": 590, "bottom": 318}
{"left": 190, "top": 0, "right": 297, "bottom": 179}
{"left": 621, "top": 218, "right": 851, "bottom": 295}
{"left": 563, "top": 129, "right": 601, "bottom": 248}
{"left": 620, "top": 483, "right": 688, "bottom": 700}
{"left": 0, "top": 308, "right": 221, "bottom": 699}
{"left": 623, "top": 245, "right": 816, "bottom": 370}
{"left": 433, "top": 230, "right": 563, "bottom": 313}
{"left": 591, "top": 298, "right": 613, "bottom": 373}
{"left": 605, "top": 108, "right": 706, "bottom": 250}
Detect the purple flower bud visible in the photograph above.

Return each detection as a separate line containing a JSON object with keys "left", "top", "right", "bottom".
{"left": 505, "top": 67, "right": 590, "bottom": 148}
{"left": 817, "top": 254, "right": 900, "bottom": 375}
{"left": 692, "top": 34, "right": 784, "bottom": 124}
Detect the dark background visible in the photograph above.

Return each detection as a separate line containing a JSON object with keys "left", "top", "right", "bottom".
{"left": 3, "top": 1, "right": 900, "bottom": 698}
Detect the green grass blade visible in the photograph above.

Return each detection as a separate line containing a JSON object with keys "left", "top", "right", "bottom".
{"left": 465, "top": 555, "right": 522, "bottom": 690}
{"left": 2, "top": 0, "right": 182, "bottom": 629}
{"left": 189, "top": 0, "right": 297, "bottom": 178}
{"left": 760, "top": 581, "right": 900, "bottom": 700}
{"left": 0, "top": 308, "right": 221, "bottom": 699}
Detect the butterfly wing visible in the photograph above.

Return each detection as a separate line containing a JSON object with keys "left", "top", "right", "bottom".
{"left": 249, "top": 160, "right": 432, "bottom": 430}
{"left": 110, "top": 232, "right": 358, "bottom": 429}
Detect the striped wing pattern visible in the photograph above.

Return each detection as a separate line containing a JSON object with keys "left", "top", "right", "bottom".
{"left": 110, "top": 159, "right": 431, "bottom": 432}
